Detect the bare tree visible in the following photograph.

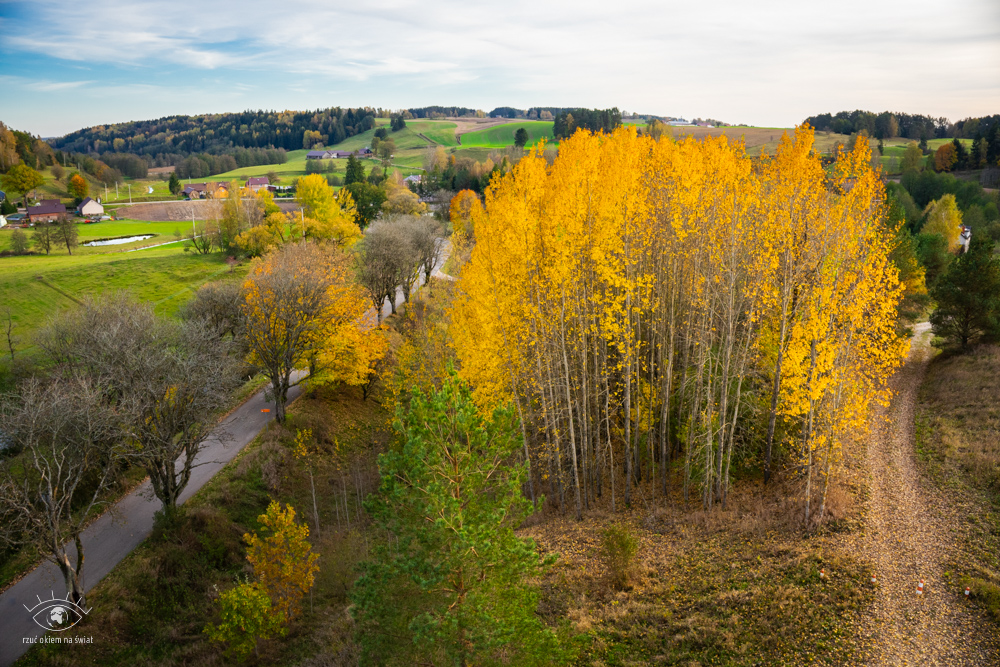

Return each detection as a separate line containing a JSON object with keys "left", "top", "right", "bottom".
{"left": 0, "top": 378, "right": 122, "bottom": 606}
{"left": 182, "top": 280, "right": 245, "bottom": 341}
{"left": 401, "top": 215, "right": 443, "bottom": 283}
{"left": 41, "top": 293, "right": 241, "bottom": 511}
{"left": 52, "top": 215, "right": 79, "bottom": 255}
{"left": 355, "top": 221, "right": 412, "bottom": 321}
{"left": 32, "top": 221, "right": 54, "bottom": 255}
{"left": 2, "top": 307, "right": 17, "bottom": 360}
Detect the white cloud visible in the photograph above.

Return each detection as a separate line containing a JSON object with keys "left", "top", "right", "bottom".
{"left": 0, "top": 0, "right": 997, "bottom": 134}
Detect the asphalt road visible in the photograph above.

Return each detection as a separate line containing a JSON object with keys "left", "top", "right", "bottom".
{"left": 0, "top": 378, "right": 303, "bottom": 667}
{"left": 0, "top": 234, "right": 451, "bottom": 665}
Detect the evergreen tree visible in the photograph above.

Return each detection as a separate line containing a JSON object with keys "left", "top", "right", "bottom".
{"left": 931, "top": 235, "right": 1000, "bottom": 350}
{"left": 168, "top": 171, "right": 181, "bottom": 195}
{"left": 971, "top": 135, "right": 986, "bottom": 169}
{"left": 351, "top": 374, "right": 567, "bottom": 667}
{"left": 988, "top": 123, "right": 1000, "bottom": 167}
{"left": 344, "top": 154, "right": 365, "bottom": 185}
{"left": 514, "top": 127, "right": 529, "bottom": 148}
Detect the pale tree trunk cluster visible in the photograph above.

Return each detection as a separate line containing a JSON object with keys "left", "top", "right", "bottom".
{"left": 452, "top": 127, "right": 908, "bottom": 523}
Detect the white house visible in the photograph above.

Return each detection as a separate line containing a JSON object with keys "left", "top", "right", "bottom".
{"left": 77, "top": 197, "right": 104, "bottom": 217}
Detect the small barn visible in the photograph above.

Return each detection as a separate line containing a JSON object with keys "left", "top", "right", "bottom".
{"left": 77, "top": 197, "right": 104, "bottom": 217}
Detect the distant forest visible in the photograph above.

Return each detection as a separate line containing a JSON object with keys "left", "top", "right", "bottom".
{"left": 803, "top": 110, "right": 1000, "bottom": 141}
{"left": 46, "top": 107, "right": 382, "bottom": 177}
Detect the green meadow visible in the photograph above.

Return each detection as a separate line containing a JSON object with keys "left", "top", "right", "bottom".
{"left": 459, "top": 121, "right": 554, "bottom": 147}
{"left": 0, "top": 242, "right": 246, "bottom": 348}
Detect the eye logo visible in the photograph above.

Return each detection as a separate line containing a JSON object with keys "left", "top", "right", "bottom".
{"left": 24, "top": 592, "right": 90, "bottom": 631}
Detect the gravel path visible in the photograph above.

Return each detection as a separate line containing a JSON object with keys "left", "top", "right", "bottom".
{"left": 854, "top": 322, "right": 999, "bottom": 665}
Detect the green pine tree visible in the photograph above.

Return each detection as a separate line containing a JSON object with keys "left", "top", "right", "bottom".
{"left": 351, "top": 374, "right": 569, "bottom": 667}
{"left": 931, "top": 235, "right": 1000, "bottom": 350}
{"left": 168, "top": 171, "right": 181, "bottom": 195}
{"left": 345, "top": 154, "right": 365, "bottom": 185}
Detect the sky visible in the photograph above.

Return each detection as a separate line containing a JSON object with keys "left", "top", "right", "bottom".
{"left": 0, "top": 0, "right": 997, "bottom": 138}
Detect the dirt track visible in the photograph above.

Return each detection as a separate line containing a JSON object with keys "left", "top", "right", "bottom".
{"left": 854, "top": 322, "right": 1000, "bottom": 665}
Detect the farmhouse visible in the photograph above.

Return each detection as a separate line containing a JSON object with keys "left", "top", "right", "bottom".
{"left": 27, "top": 200, "right": 66, "bottom": 223}
{"left": 404, "top": 175, "right": 422, "bottom": 186}
{"left": 331, "top": 148, "right": 373, "bottom": 159}
{"left": 183, "top": 183, "right": 208, "bottom": 198}
{"left": 306, "top": 150, "right": 336, "bottom": 160}
{"left": 246, "top": 176, "right": 269, "bottom": 192}
{"left": 77, "top": 197, "right": 104, "bottom": 217}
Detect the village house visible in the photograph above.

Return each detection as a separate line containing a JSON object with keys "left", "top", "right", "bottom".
{"left": 306, "top": 150, "right": 336, "bottom": 160}
{"left": 183, "top": 183, "right": 208, "bottom": 198}
{"left": 26, "top": 200, "right": 66, "bottom": 224}
{"left": 246, "top": 176, "right": 269, "bottom": 192}
{"left": 77, "top": 197, "right": 104, "bottom": 217}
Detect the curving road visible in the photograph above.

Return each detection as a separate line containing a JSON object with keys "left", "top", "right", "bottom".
{"left": 0, "top": 235, "right": 451, "bottom": 666}
{"left": 0, "top": 379, "right": 303, "bottom": 667}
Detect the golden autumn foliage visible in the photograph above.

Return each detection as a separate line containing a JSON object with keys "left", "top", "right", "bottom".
{"left": 449, "top": 189, "right": 482, "bottom": 239}
{"left": 450, "top": 125, "right": 908, "bottom": 523}
{"left": 244, "top": 501, "right": 320, "bottom": 622}
{"left": 241, "top": 241, "right": 382, "bottom": 422}
{"left": 295, "top": 173, "right": 362, "bottom": 246}
{"left": 922, "top": 194, "right": 963, "bottom": 252}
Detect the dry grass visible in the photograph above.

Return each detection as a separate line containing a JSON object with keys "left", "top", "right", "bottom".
{"left": 916, "top": 343, "right": 1000, "bottom": 623}
{"left": 521, "top": 473, "right": 873, "bottom": 666}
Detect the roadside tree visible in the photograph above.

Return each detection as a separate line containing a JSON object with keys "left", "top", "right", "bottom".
{"left": 0, "top": 378, "right": 122, "bottom": 606}
{"left": 241, "top": 242, "right": 371, "bottom": 422}
{"left": 41, "top": 293, "right": 241, "bottom": 511}
{"left": 921, "top": 194, "right": 963, "bottom": 251}
{"left": 168, "top": 171, "right": 181, "bottom": 195}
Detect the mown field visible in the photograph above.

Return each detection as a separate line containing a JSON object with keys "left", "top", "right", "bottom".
{"left": 0, "top": 219, "right": 190, "bottom": 254}
{"left": 0, "top": 241, "right": 247, "bottom": 349}
{"left": 459, "top": 120, "right": 555, "bottom": 147}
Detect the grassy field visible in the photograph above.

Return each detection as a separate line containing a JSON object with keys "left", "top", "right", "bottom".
{"left": 916, "top": 344, "right": 1000, "bottom": 624}
{"left": 409, "top": 120, "right": 459, "bottom": 146}
{"left": 459, "top": 121, "right": 555, "bottom": 148}
{"left": 0, "top": 242, "right": 248, "bottom": 348}
{"left": 0, "top": 219, "right": 192, "bottom": 254}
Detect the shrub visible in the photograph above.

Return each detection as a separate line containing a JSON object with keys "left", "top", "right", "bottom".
{"left": 10, "top": 228, "right": 28, "bottom": 255}
{"left": 601, "top": 523, "right": 639, "bottom": 590}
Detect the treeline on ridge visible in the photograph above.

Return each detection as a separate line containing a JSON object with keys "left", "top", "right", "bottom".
{"left": 804, "top": 109, "right": 1000, "bottom": 141}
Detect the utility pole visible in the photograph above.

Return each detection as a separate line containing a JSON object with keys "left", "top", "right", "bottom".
{"left": 300, "top": 207, "right": 305, "bottom": 240}
{"left": 115, "top": 181, "right": 119, "bottom": 200}
{"left": 127, "top": 183, "right": 132, "bottom": 204}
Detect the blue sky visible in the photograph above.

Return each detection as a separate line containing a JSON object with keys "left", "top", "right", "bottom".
{"left": 1, "top": 0, "right": 998, "bottom": 138}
